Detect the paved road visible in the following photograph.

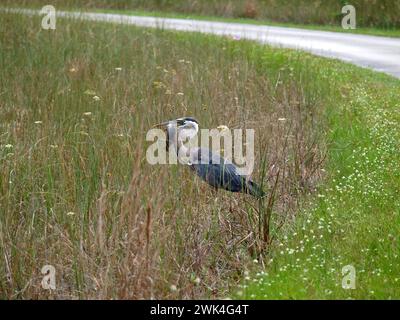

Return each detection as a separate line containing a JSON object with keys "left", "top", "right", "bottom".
{"left": 4, "top": 8, "right": 400, "bottom": 79}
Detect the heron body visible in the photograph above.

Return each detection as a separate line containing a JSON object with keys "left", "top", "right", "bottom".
{"left": 189, "top": 147, "right": 265, "bottom": 197}
{"left": 155, "top": 117, "right": 265, "bottom": 198}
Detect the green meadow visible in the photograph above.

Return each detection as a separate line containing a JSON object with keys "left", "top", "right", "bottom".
{"left": 0, "top": 9, "right": 399, "bottom": 299}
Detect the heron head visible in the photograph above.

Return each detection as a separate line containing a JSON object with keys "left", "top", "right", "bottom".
{"left": 154, "top": 117, "right": 199, "bottom": 131}
{"left": 153, "top": 117, "right": 200, "bottom": 143}
{"left": 175, "top": 117, "right": 199, "bottom": 129}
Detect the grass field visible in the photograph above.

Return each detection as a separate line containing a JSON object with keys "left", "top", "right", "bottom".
{"left": 0, "top": 12, "right": 326, "bottom": 299}
{"left": 239, "top": 64, "right": 400, "bottom": 299}
{"left": 0, "top": 9, "right": 399, "bottom": 300}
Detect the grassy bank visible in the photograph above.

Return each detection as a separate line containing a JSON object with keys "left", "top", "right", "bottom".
{"left": 0, "top": 8, "right": 399, "bottom": 300}
{"left": 238, "top": 58, "right": 400, "bottom": 299}
{"left": 3, "top": 0, "right": 400, "bottom": 30}
{"left": 0, "top": 12, "right": 324, "bottom": 299}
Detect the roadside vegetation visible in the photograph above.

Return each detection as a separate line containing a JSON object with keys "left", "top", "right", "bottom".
{"left": 0, "top": 12, "right": 324, "bottom": 299}
{"left": 1, "top": 7, "right": 399, "bottom": 300}
{"left": 239, "top": 58, "right": 400, "bottom": 299}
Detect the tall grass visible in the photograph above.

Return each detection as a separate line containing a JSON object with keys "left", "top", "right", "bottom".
{"left": 0, "top": 13, "right": 325, "bottom": 298}
{"left": 4, "top": 0, "right": 400, "bottom": 29}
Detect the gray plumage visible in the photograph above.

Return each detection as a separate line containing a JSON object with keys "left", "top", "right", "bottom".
{"left": 189, "top": 147, "right": 265, "bottom": 198}
{"left": 155, "top": 117, "right": 265, "bottom": 198}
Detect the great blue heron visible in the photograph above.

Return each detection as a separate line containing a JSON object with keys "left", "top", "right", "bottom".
{"left": 154, "top": 117, "right": 265, "bottom": 198}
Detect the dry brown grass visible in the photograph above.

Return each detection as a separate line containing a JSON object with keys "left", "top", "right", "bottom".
{"left": 0, "top": 13, "right": 326, "bottom": 299}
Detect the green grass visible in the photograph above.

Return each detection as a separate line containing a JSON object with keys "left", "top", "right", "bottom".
{"left": 0, "top": 8, "right": 399, "bottom": 300}
{"left": 237, "top": 58, "right": 400, "bottom": 299}
{"left": 0, "top": 11, "right": 325, "bottom": 299}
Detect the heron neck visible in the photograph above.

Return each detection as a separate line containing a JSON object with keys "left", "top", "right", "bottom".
{"left": 167, "top": 125, "right": 190, "bottom": 160}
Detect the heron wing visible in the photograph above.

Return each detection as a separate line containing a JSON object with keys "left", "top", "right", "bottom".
{"left": 189, "top": 148, "right": 247, "bottom": 192}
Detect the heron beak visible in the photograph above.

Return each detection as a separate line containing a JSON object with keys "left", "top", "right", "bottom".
{"left": 153, "top": 121, "right": 171, "bottom": 129}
